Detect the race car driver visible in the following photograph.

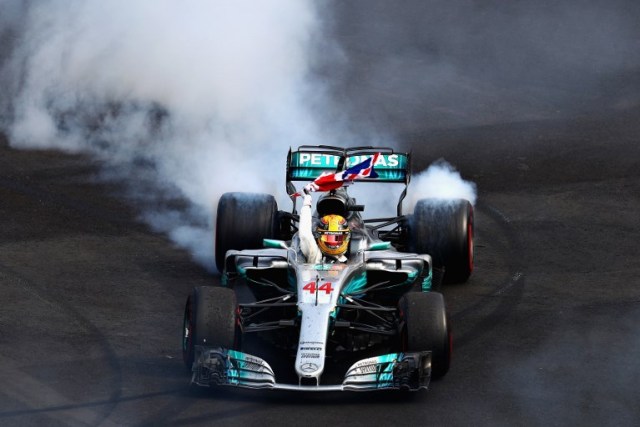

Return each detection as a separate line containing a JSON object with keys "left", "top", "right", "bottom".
{"left": 299, "top": 190, "right": 350, "bottom": 263}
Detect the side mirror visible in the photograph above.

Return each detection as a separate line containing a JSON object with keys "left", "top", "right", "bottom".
{"left": 368, "top": 241, "right": 392, "bottom": 251}
{"left": 263, "top": 239, "right": 288, "bottom": 249}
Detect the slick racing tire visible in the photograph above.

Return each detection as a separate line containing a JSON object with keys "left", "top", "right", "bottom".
{"left": 182, "top": 286, "right": 238, "bottom": 370}
{"left": 399, "top": 292, "right": 451, "bottom": 379}
{"left": 409, "top": 198, "right": 474, "bottom": 284}
{"left": 215, "top": 192, "right": 278, "bottom": 272}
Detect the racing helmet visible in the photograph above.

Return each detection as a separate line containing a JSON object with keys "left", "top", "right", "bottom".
{"left": 316, "top": 188, "right": 349, "bottom": 218}
{"left": 316, "top": 214, "right": 350, "bottom": 256}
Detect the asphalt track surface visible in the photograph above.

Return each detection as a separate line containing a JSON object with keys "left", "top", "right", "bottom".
{"left": 2, "top": 3, "right": 640, "bottom": 427}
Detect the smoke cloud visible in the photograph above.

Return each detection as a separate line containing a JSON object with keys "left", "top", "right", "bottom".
{"left": 346, "top": 159, "right": 477, "bottom": 220}
{"left": 1, "top": 1, "right": 340, "bottom": 270}
{"left": 0, "top": 1, "right": 479, "bottom": 270}
{"left": 405, "top": 160, "right": 477, "bottom": 210}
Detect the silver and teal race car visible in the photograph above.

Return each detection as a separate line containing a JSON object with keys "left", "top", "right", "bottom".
{"left": 181, "top": 146, "right": 474, "bottom": 392}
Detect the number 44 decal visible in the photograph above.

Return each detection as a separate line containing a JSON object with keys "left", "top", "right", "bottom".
{"left": 303, "top": 281, "right": 334, "bottom": 294}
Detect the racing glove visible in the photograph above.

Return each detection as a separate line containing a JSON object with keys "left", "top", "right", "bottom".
{"left": 302, "top": 185, "right": 313, "bottom": 207}
{"left": 303, "top": 194, "right": 313, "bottom": 208}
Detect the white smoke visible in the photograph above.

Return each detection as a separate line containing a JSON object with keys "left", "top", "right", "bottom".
{"left": 2, "top": 0, "right": 332, "bottom": 270}
{"left": 1, "top": 1, "right": 477, "bottom": 270}
{"left": 404, "top": 159, "right": 477, "bottom": 212}
{"left": 341, "top": 158, "right": 476, "bottom": 220}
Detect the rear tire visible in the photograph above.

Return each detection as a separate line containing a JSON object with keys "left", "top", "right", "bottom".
{"left": 399, "top": 292, "right": 451, "bottom": 379}
{"left": 215, "top": 192, "right": 278, "bottom": 272}
{"left": 182, "top": 286, "right": 238, "bottom": 370}
{"left": 409, "top": 198, "right": 474, "bottom": 284}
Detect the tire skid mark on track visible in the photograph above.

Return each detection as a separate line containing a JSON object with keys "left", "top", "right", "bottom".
{"left": 449, "top": 200, "right": 526, "bottom": 349}
{"left": 0, "top": 355, "right": 120, "bottom": 427}
{"left": 0, "top": 263, "right": 124, "bottom": 426}
{"left": 129, "top": 390, "right": 199, "bottom": 427}
{"left": 1, "top": 150, "right": 219, "bottom": 423}
{"left": 133, "top": 398, "right": 268, "bottom": 427}
{"left": 0, "top": 388, "right": 182, "bottom": 421}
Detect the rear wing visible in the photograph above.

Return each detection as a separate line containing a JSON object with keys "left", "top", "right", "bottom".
{"left": 286, "top": 145, "right": 411, "bottom": 215}
{"left": 286, "top": 145, "right": 410, "bottom": 183}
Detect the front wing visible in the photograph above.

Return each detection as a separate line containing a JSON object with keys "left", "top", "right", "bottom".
{"left": 191, "top": 346, "right": 432, "bottom": 392}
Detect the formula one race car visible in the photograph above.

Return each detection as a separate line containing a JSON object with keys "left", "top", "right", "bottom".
{"left": 182, "top": 145, "right": 474, "bottom": 391}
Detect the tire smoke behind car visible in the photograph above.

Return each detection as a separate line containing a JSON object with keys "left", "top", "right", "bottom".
{"left": 0, "top": 1, "right": 479, "bottom": 271}
{"left": 347, "top": 159, "right": 477, "bottom": 220}
{"left": 0, "top": 1, "right": 338, "bottom": 270}
{"left": 405, "top": 160, "right": 477, "bottom": 210}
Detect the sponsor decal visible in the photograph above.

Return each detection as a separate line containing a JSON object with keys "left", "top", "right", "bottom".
{"left": 296, "top": 153, "right": 340, "bottom": 167}
{"left": 301, "top": 353, "right": 321, "bottom": 359}
{"left": 357, "top": 364, "right": 377, "bottom": 374}
{"left": 236, "top": 360, "right": 263, "bottom": 372}
{"left": 300, "top": 363, "right": 319, "bottom": 373}
{"left": 293, "top": 153, "right": 402, "bottom": 168}
{"left": 348, "top": 154, "right": 400, "bottom": 168}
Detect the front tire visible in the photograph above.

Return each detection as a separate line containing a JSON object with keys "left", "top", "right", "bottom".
{"left": 182, "top": 286, "right": 238, "bottom": 370}
{"left": 399, "top": 292, "right": 451, "bottom": 379}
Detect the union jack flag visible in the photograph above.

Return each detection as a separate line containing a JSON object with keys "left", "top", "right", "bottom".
{"left": 292, "top": 153, "right": 380, "bottom": 197}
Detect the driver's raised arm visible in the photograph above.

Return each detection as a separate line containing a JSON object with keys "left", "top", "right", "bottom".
{"left": 299, "top": 193, "right": 321, "bottom": 264}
